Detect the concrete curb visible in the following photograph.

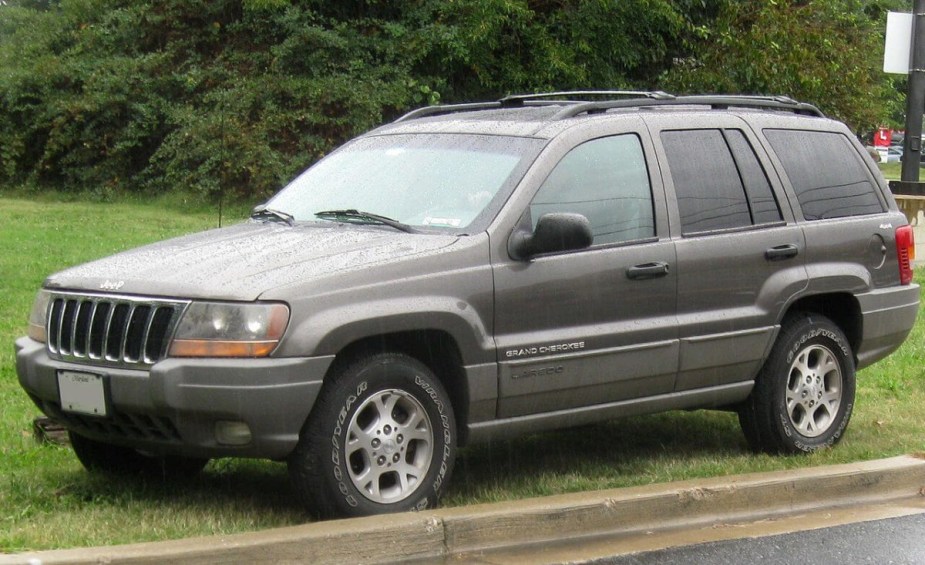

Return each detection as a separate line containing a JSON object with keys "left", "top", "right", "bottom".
{"left": 4, "top": 455, "right": 925, "bottom": 564}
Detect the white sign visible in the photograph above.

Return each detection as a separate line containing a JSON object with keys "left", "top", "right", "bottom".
{"left": 885, "top": 12, "right": 914, "bottom": 74}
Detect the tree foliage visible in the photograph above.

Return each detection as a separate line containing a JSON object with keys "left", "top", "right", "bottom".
{"left": 663, "top": 0, "right": 902, "bottom": 131}
{"left": 0, "top": 0, "right": 904, "bottom": 200}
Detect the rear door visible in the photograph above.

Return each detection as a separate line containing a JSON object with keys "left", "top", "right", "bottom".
{"left": 646, "top": 113, "right": 809, "bottom": 392}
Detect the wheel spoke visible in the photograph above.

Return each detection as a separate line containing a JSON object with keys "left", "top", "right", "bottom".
{"left": 374, "top": 393, "right": 400, "bottom": 422}
{"left": 400, "top": 412, "right": 432, "bottom": 443}
{"left": 360, "top": 469, "right": 382, "bottom": 499}
{"left": 350, "top": 460, "right": 373, "bottom": 484}
{"left": 396, "top": 459, "right": 422, "bottom": 490}
{"left": 795, "top": 414, "right": 814, "bottom": 435}
{"left": 818, "top": 350, "right": 837, "bottom": 374}
{"left": 808, "top": 403, "right": 831, "bottom": 432}
{"left": 385, "top": 392, "right": 403, "bottom": 416}
{"left": 347, "top": 419, "right": 376, "bottom": 450}
{"left": 821, "top": 390, "right": 841, "bottom": 410}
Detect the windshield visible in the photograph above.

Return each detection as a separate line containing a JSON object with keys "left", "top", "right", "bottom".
{"left": 266, "top": 133, "right": 543, "bottom": 231}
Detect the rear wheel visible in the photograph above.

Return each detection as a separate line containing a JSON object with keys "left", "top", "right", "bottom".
{"left": 288, "top": 352, "right": 456, "bottom": 518}
{"left": 739, "top": 313, "right": 855, "bottom": 453}
{"left": 69, "top": 431, "right": 209, "bottom": 480}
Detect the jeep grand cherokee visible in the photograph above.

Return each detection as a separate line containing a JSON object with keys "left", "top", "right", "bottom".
{"left": 16, "top": 92, "right": 920, "bottom": 518}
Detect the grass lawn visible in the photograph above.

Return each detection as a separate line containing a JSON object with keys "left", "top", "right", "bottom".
{"left": 1, "top": 192, "right": 924, "bottom": 552}
{"left": 880, "top": 161, "right": 901, "bottom": 181}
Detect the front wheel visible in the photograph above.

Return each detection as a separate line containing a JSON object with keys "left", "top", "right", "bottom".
{"left": 739, "top": 313, "right": 856, "bottom": 454}
{"left": 288, "top": 352, "right": 456, "bottom": 518}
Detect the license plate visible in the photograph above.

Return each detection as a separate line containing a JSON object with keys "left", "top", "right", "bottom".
{"left": 57, "top": 371, "right": 108, "bottom": 417}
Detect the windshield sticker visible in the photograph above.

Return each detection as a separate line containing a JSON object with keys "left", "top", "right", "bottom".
{"left": 423, "top": 217, "right": 462, "bottom": 227}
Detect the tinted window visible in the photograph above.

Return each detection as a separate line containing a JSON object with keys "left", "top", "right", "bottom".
{"left": 725, "top": 130, "right": 783, "bottom": 225}
{"left": 661, "top": 130, "right": 752, "bottom": 233}
{"left": 530, "top": 135, "right": 654, "bottom": 245}
{"left": 764, "top": 129, "right": 884, "bottom": 220}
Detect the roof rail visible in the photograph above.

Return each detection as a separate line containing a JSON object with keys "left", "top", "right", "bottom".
{"left": 394, "top": 101, "right": 505, "bottom": 122}
{"left": 499, "top": 90, "right": 675, "bottom": 106}
{"left": 394, "top": 92, "right": 825, "bottom": 123}
{"left": 394, "top": 91, "right": 674, "bottom": 122}
{"left": 552, "top": 94, "right": 825, "bottom": 119}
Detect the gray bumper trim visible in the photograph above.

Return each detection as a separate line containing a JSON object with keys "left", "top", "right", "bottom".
{"left": 855, "top": 283, "right": 920, "bottom": 369}
{"left": 16, "top": 336, "right": 333, "bottom": 460}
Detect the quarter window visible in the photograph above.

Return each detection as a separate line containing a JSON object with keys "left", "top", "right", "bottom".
{"left": 764, "top": 129, "right": 884, "bottom": 220}
{"left": 529, "top": 135, "right": 654, "bottom": 246}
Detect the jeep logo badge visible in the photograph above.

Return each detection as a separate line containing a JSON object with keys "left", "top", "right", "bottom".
{"left": 100, "top": 280, "right": 125, "bottom": 291}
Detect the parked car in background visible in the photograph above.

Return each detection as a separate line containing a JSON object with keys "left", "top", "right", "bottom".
{"left": 886, "top": 145, "right": 903, "bottom": 162}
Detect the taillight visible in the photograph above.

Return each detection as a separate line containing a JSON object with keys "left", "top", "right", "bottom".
{"left": 896, "top": 225, "right": 915, "bottom": 285}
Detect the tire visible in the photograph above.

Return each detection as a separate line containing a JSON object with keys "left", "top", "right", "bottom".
{"left": 288, "top": 352, "right": 456, "bottom": 519}
{"left": 69, "top": 431, "right": 209, "bottom": 480}
{"left": 739, "top": 313, "right": 856, "bottom": 454}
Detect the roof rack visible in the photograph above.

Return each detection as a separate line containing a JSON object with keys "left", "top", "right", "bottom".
{"left": 499, "top": 90, "right": 675, "bottom": 105}
{"left": 393, "top": 91, "right": 825, "bottom": 123}
{"left": 393, "top": 90, "right": 673, "bottom": 122}
{"left": 394, "top": 101, "right": 505, "bottom": 122}
{"left": 552, "top": 94, "right": 825, "bottom": 119}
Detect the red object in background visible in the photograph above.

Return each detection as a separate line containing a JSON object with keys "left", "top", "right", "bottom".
{"left": 874, "top": 127, "right": 893, "bottom": 147}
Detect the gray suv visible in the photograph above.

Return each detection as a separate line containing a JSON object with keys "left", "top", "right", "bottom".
{"left": 15, "top": 92, "right": 920, "bottom": 518}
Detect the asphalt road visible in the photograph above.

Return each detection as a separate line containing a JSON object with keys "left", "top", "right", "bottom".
{"left": 590, "top": 513, "right": 925, "bottom": 565}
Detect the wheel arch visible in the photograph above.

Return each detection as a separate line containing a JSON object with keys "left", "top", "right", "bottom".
{"left": 783, "top": 292, "right": 862, "bottom": 363}
{"left": 324, "top": 330, "right": 472, "bottom": 445}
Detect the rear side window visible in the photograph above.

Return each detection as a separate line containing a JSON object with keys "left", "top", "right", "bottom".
{"left": 661, "top": 129, "right": 782, "bottom": 235}
{"left": 530, "top": 134, "right": 654, "bottom": 246}
{"left": 764, "top": 129, "right": 884, "bottom": 220}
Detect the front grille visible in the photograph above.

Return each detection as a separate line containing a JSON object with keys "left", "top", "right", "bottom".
{"left": 46, "top": 292, "right": 189, "bottom": 368}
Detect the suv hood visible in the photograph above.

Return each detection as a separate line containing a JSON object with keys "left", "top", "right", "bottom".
{"left": 45, "top": 222, "right": 459, "bottom": 301}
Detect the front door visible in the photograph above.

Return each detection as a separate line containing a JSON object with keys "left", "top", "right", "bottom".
{"left": 491, "top": 126, "right": 679, "bottom": 418}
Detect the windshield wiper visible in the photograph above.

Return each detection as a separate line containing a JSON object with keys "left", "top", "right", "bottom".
{"left": 314, "top": 209, "right": 418, "bottom": 233}
{"left": 250, "top": 205, "right": 295, "bottom": 226}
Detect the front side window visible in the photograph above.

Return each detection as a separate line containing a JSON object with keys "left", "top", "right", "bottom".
{"left": 764, "top": 129, "right": 884, "bottom": 220}
{"left": 529, "top": 134, "right": 655, "bottom": 246}
{"left": 268, "top": 134, "right": 543, "bottom": 231}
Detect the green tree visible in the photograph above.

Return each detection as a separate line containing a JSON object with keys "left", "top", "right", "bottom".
{"left": 662, "top": 0, "right": 899, "bottom": 132}
{"left": 0, "top": 0, "right": 903, "bottom": 199}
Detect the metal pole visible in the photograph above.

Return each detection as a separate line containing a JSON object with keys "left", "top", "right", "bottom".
{"left": 902, "top": 0, "right": 925, "bottom": 181}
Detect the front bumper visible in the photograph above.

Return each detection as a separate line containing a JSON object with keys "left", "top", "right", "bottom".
{"left": 15, "top": 336, "right": 333, "bottom": 460}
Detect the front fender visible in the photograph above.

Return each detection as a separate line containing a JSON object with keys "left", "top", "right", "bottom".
{"left": 277, "top": 296, "right": 495, "bottom": 366}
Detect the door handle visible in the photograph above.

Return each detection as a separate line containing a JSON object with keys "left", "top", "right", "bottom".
{"left": 765, "top": 244, "right": 799, "bottom": 262}
{"left": 626, "top": 261, "right": 670, "bottom": 280}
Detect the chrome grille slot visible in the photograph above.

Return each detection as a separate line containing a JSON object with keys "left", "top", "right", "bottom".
{"left": 46, "top": 293, "right": 189, "bottom": 368}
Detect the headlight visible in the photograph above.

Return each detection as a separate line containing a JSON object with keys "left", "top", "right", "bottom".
{"left": 169, "top": 302, "right": 290, "bottom": 358}
{"left": 27, "top": 290, "right": 51, "bottom": 343}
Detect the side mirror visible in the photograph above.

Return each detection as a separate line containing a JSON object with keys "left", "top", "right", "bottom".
{"left": 509, "top": 213, "right": 593, "bottom": 260}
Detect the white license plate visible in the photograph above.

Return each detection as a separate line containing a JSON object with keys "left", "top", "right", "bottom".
{"left": 57, "top": 371, "right": 108, "bottom": 417}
